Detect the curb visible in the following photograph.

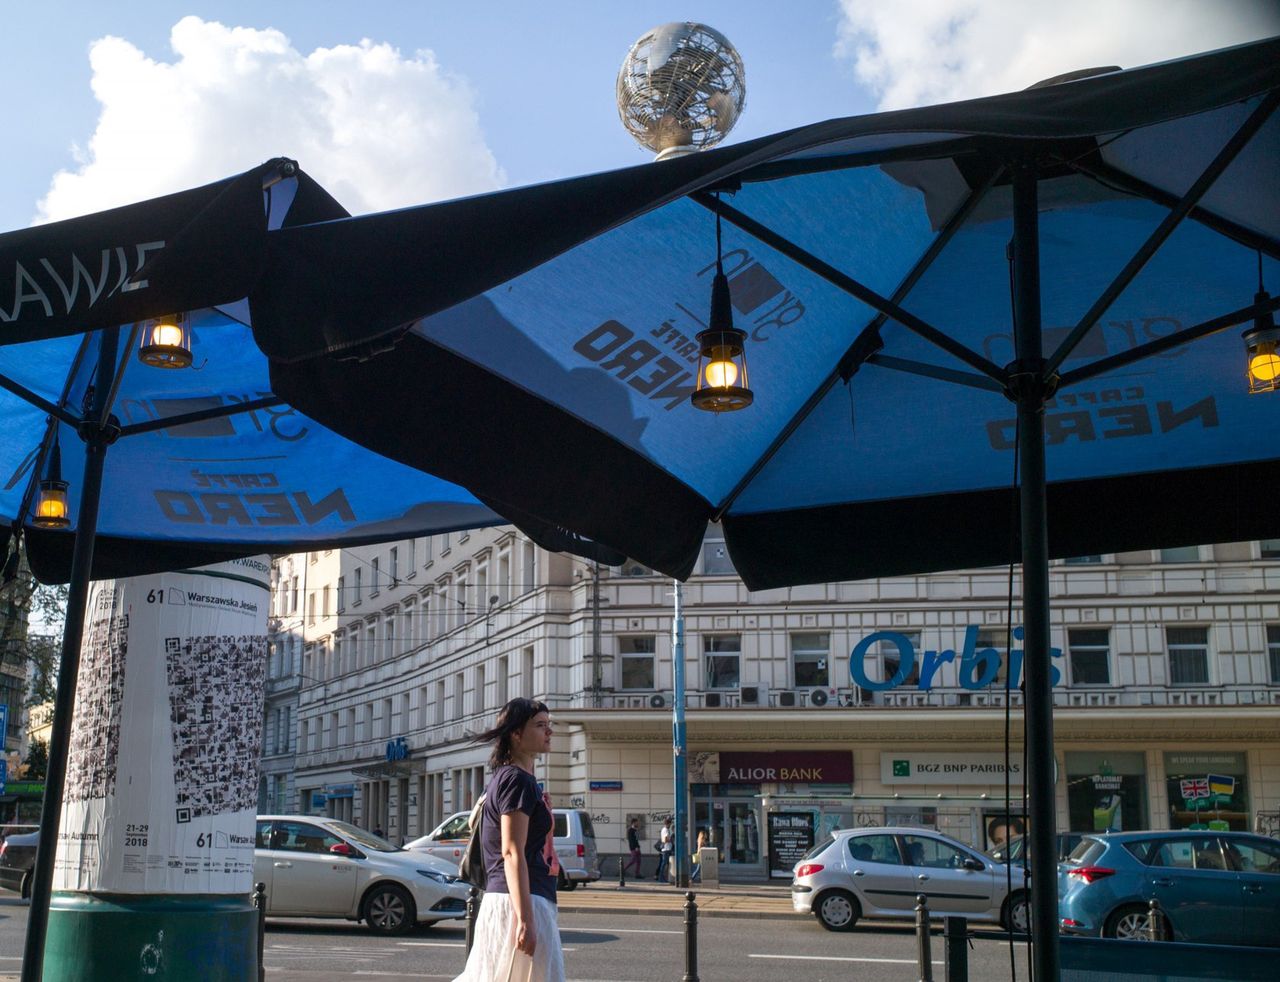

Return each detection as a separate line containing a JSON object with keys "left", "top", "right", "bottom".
{"left": 558, "top": 902, "right": 806, "bottom": 920}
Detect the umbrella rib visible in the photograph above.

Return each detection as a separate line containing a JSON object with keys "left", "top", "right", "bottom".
{"left": 116, "top": 394, "right": 284, "bottom": 438}
{"left": 695, "top": 168, "right": 1002, "bottom": 521}
{"left": 1058, "top": 292, "right": 1280, "bottom": 388}
{"left": 0, "top": 370, "right": 81, "bottom": 428}
{"left": 1068, "top": 158, "right": 1280, "bottom": 262}
{"left": 690, "top": 191, "right": 1005, "bottom": 381}
{"left": 866, "top": 354, "right": 1005, "bottom": 392}
{"left": 1045, "top": 88, "right": 1280, "bottom": 376}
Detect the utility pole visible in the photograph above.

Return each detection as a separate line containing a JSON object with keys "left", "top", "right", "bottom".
{"left": 591, "top": 562, "right": 602, "bottom": 708}
{"left": 672, "top": 578, "right": 688, "bottom": 887}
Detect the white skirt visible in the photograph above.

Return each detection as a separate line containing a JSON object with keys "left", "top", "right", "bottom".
{"left": 453, "top": 892, "right": 564, "bottom": 982}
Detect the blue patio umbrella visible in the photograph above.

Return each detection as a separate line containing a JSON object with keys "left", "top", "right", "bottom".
{"left": 252, "top": 38, "right": 1280, "bottom": 979}
{"left": 0, "top": 159, "right": 504, "bottom": 980}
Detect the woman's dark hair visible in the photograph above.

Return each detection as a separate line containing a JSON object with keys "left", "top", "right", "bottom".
{"left": 475, "top": 697, "right": 549, "bottom": 770}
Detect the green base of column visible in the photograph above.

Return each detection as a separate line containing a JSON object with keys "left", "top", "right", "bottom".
{"left": 44, "top": 892, "right": 258, "bottom": 981}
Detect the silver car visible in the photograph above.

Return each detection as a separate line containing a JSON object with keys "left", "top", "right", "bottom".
{"left": 256, "top": 815, "right": 469, "bottom": 935}
{"left": 792, "top": 827, "right": 1030, "bottom": 932}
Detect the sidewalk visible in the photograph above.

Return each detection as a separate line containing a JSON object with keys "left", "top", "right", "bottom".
{"left": 556, "top": 878, "right": 804, "bottom": 920}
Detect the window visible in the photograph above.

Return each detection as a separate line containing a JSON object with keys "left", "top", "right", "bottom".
{"left": 704, "top": 635, "right": 741, "bottom": 689}
{"left": 383, "top": 698, "right": 394, "bottom": 738}
{"left": 307, "top": 591, "right": 316, "bottom": 625}
{"left": 290, "top": 576, "right": 299, "bottom": 613}
{"left": 271, "top": 820, "right": 342, "bottom": 854}
{"left": 701, "top": 523, "right": 734, "bottom": 574}
{"left": 349, "top": 632, "right": 359, "bottom": 671}
{"left": 454, "top": 672, "right": 465, "bottom": 716}
{"left": 1269, "top": 626, "right": 1280, "bottom": 684}
{"left": 435, "top": 680, "right": 445, "bottom": 725}
{"left": 322, "top": 585, "right": 331, "bottom": 617}
{"left": 1224, "top": 838, "right": 1280, "bottom": 874}
{"left": 620, "top": 636, "right": 656, "bottom": 690}
{"left": 330, "top": 637, "right": 342, "bottom": 678}
{"left": 901, "top": 834, "right": 969, "bottom": 870}
{"left": 973, "top": 629, "right": 1010, "bottom": 686}
{"left": 371, "top": 557, "right": 380, "bottom": 596}
{"left": 846, "top": 834, "right": 902, "bottom": 865}
{"left": 1167, "top": 626, "right": 1209, "bottom": 685}
{"left": 403, "top": 598, "right": 416, "bottom": 649}
{"left": 523, "top": 646, "right": 536, "bottom": 699}
{"left": 497, "top": 552, "right": 511, "bottom": 604}
{"left": 346, "top": 708, "right": 356, "bottom": 746}
{"left": 792, "top": 632, "right": 830, "bottom": 687}
{"left": 424, "top": 536, "right": 433, "bottom": 565}
{"left": 1160, "top": 545, "right": 1201, "bottom": 563}
{"left": 422, "top": 594, "right": 432, "bottom": 642}
{"left": 1063, "top": 555, "right": 1104, "bottom": 564}
{"left": 618, "top": 558, "right": 651, "bottom": 577}
{"left": 1260, "top": 539, "right": 1280, "bottom": 559}
{"left": 390, "top": 547, "right": 398, "bottom": 584}
{"left": 1068, "top": 629, "right": 1111, "bottom": 685}
{"left": 876, "top": 631, "right": 921, "bottom": 687}
{"left": 476, "top": 664, "right": 486, "bottom": 712}
{"left": 497, "top": 656, "right": 509, "bottom": 706}
{"left": 353, "top": 568, "right": 363, "bottom": 605}
{"left": 366, "top": 622, "right": 377, "bottom": 664}
{"left": 337, "top": 576, "right": 345, "bottom": 612}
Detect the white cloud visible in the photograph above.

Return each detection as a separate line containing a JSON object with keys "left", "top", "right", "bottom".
{"left": 37, "top": 16, "right": 504, "bottom": 222}
{"left": 836, "top": 0, "right": 1280, "bottom": 110}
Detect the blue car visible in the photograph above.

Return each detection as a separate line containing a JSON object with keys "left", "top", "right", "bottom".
{"left": 1058, "top": 831, "right": 1280, "bottom": 946}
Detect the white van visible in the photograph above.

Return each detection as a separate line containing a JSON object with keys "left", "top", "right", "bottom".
{"left": 406, "top": 807, "right": 600, "bottom": 890}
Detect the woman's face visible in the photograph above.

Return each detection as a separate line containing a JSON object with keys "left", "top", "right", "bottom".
{"left": 514, "top": 711, "right": 553, "bottom": 756}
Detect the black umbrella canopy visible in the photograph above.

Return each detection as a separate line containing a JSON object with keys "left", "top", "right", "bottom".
{"left": 0, "top": 159, "right": 502, "bottom": 582}
{"left": 256, "top": 38, "right": 1280, "bottom": 590}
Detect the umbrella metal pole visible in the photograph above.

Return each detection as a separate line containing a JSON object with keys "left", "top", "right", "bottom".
{"left": 1011, "top": 162, "right": 1059, "bottom": 981}
{"left": 21, "top": 328, "right": 120, "bottom": 982}
{"left": 672, "top": 579, "right": 688, "bottom": 887}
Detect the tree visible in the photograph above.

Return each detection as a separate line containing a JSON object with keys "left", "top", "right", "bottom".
{"left": 21, "top": 738, "right": 47, "bottom": 781}
{"left": 0, "top": 539, "right": 66, "bottom": 707}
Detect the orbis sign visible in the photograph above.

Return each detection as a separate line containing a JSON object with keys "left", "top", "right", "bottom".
{"left": 850, "top": 625, "right": 1063, "bottom": 692}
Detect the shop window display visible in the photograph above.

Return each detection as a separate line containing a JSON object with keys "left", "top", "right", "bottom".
{"left": 1065, "top": 751, "right": 1148, "bottom": 833}
{"left": 1164, "top": 751, "right": 1249, "bottom": 832}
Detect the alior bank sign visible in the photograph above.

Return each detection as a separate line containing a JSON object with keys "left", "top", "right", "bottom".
{"left": 849, "top": 625, "right": 1064, "bottom": 692}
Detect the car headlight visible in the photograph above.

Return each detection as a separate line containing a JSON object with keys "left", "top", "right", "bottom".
{"left": 417, "top": 869, "right": 459, "bottom": 884}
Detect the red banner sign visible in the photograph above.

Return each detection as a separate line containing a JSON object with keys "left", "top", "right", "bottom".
{"left": 719, "top": 751, "right": 853, "bottom": 784}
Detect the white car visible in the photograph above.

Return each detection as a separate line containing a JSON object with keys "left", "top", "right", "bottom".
{"left": 255, "top": 815, "right": 469, "bottom": 935}
{"left": 406, "top": 808, "right": 600, "bottom": 890}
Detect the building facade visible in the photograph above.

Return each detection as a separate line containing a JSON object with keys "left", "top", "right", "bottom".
{"left": 264, "top": 531, "right": 1280, "bottom": 878}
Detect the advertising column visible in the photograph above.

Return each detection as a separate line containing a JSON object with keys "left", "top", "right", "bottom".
{"left": 45, "top": 558, "right": 269, "bottom": 981}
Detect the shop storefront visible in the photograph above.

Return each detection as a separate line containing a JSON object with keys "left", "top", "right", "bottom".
{"left": 1164, "top": 751, "right": 1249, "bottom": 831}
{"left": 1064, "top": 751, "right": 1149, "bottom": 833}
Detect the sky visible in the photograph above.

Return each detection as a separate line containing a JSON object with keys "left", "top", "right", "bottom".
{"left": 4, "top": 1, "right": 1278, "bottom": 229}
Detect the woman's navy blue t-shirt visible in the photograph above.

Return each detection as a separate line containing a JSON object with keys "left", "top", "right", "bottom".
{"left": 481, "top": 764, "right": 556, "bottom": 903}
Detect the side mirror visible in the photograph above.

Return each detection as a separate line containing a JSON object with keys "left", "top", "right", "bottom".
{"left": 330, "top": 842, "right": 362, "bottom": 858}
{"left": 963, "top": 857, "right": 985, "bottom": 872}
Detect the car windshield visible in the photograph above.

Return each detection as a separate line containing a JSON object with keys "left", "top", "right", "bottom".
{"left": 327, "top": 820, "right": 400, "bottom": 852}
{"left": 986, "top": 836, "right": 1025, "bottom": 861}
{"left": 798, "top": 833, "right": 834, "bottom": 862}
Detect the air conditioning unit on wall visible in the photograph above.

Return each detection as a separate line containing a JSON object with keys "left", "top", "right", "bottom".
{"left": 739, "top": 685, "right": 768, "bottom": 706}
{"left": 704, "top": 692, "right": 723, "bottom": 708}
{"left": 807, "top": 688, "right": 833, "bottom": 707}
{"left": 777, "top": 690, "right": 797, "bottom": 708}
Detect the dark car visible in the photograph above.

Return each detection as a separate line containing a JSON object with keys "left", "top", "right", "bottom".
{"left": 1059, "top": 831, "right": 1280, "bottom": 946}
{"left": 0, "top": 830, "right": 39, "bottom": 899}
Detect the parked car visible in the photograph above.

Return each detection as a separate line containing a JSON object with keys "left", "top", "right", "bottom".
{"left": 406, "top": 807, "right": 600, "bottom": 891}
{"left": 0, "top": 829, "right": 39, "bottom": 899}
{"left": 987, "top": 832, "right": 1085, "bottom": 865}
{"left": 1058, "top": 830, "right": 1280, "bottom": 946}
{"left": 255, "top": 815, "right": 468, "bottom": 935}
{"left": 791, "top": 827, "right": 1030, "bottom": 932}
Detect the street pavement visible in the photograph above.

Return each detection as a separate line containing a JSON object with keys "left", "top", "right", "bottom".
{"left": 1, "top": 886, "right": 1032, "bottom": 980}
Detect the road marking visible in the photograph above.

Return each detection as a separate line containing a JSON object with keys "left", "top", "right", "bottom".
{"left": 572, "top": 928, "right": 682, "bottom": 935}
{"left": 398, "top": 941, "right": 464, "bottom": 947}
{"left": 750, "top": 953, "right": 944, "bottom": 965}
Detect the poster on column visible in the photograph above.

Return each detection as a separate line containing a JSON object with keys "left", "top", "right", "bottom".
{"left": 54, "top": 557, "right": 270, "bottom": 894}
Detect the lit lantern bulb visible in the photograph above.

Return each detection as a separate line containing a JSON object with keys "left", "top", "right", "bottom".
{"left": 705, "top": 358, "right": 739, "bottom": 389}
{"left": 150, "top": 322, "right": 185, "bottom": 349}
{"left": 1249, "top": 344, "right": 1280, "bottom": 382}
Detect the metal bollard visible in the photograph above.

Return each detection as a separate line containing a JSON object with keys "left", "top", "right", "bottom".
{"left": 619, "top": 855, "right": 626, "bottom": 887}
{"left": 253, "top": 881, "right": 267, "bottom": 982}
{"left": 1146, "top": 898, "right": 1164, "bottom": 942}
{"left": 682, "top": 891, "right": 700, "bottom": 982}
{"left": 465, "top": 887, "right": 481, "bottom": 956}
{"left": 915, "top": 894, "right": 934, "bottom": 982}
{"left": 944, "top": 916, "right": 968, "bottom": 982}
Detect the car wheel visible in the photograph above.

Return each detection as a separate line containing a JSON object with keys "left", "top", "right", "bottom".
{"left": 1002, "top": 891, "right": 1030, "bottom": 934}
{"left": 20, "top": 872, "right": 32, "bottom": 901}
{"left": 1103, "top": 904, "right": 1167, "bottom": 941}
{"left": 364, "top": 883, "right": 416, "bottom": 935}
{"left": 814, "top": 890, "right": 861, "bottom": 932}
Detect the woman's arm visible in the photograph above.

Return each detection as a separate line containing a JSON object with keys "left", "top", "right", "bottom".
{"left": 500, "top": 810, "right": 536, "bottom": 956}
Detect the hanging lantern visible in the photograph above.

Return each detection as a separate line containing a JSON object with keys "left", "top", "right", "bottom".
{"left": 691, "top": 207, "right": 753, "bottom": 413}
{"left": 33, "top": 443, "right": 70, "bottom": 529}
{"left": 1244, "top": 290, "right": 1279, "bottom": 395}
{"left": 139, "top": 313, "right": 193, "bottom": 368}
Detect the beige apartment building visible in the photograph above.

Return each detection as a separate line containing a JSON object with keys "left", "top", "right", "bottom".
{"left": 262, "top": 529, "right": 1280, "bottom": 879}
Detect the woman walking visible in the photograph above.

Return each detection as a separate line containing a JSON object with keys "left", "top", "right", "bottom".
{"left": 454, "top": 698, "right": 564, "bottom": 982}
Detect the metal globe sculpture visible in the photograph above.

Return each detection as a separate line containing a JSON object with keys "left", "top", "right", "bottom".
{"left": 617, "top": 22, "right": 746, "bottom": 159}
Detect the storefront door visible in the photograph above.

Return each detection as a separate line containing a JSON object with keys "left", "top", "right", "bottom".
{"left": 695, "top": 799, "right": 762, "bottom": 873}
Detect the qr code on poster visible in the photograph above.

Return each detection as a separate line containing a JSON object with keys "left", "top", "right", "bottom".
{"left": 64, "top": 602, "right": 128, "bottom": 803}
{"left": 167, "top": 635, "right": 267, "bottom": 819}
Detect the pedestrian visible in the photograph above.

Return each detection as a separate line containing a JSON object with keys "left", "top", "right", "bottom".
{"left": 655, "top": 817, "right": 672, "bottom": 882}
{"left": 453, "top": 697, "right": 564, "bottom": 982}
{"left": 373, "top": 825, "right": 385, "bottom": 839}
{"left": 622, "top": 818, "right": 643, "bottom": 879}
{"left": 690, "top": 828, "right": 707, "bottom": 883}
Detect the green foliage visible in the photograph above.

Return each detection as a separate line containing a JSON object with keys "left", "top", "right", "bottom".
{"left": 0, "top": 540, "right": 66, "bottom": 707}
{"left": 22, "top": 737, "right": 47, "bottom": 780}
